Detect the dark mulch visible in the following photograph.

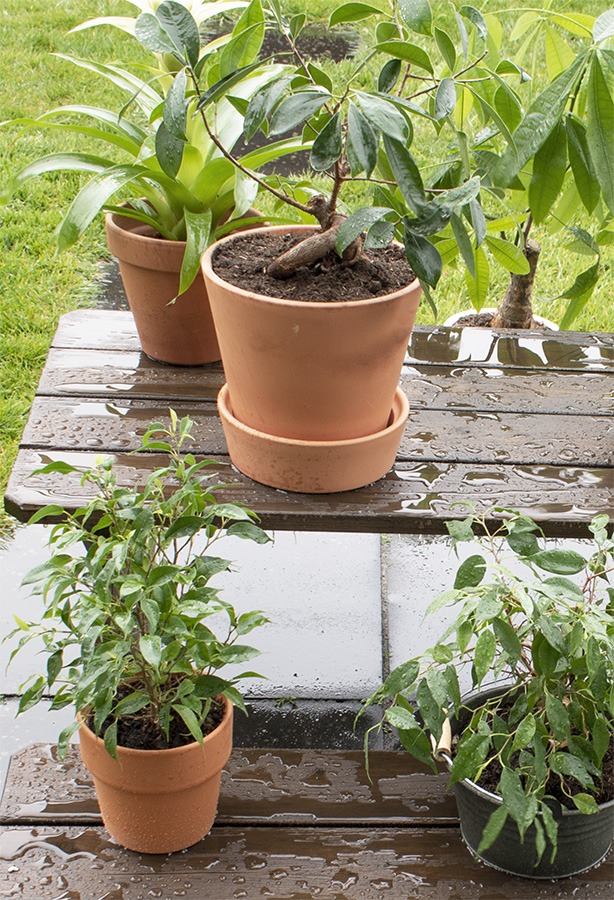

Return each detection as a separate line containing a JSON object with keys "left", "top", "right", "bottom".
{"left": 212, "top": 231, "right": 416, "bottom": 303}
{"left": 453, "top": 311, "right": 551, "bottom": 329}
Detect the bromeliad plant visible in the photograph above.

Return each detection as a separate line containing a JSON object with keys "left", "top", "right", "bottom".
{"left": 362, "top": 509, "right": 613, "bottom": 864}
{"left": 7, "top": 412, "right": 271, "bottom": 759}
{"left": 0, "top": 0, "right": 301, "bottom": 293}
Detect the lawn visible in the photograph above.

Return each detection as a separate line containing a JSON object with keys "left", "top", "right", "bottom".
{"left": 0, "top": 0, "right": 612, "bottom": 526}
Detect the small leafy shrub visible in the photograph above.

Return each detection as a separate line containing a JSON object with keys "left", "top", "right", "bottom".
{"left": 363, "top": 509, "right": 613, "bottom": 862}
{"left": 8, "top": 412, "right": 271, "bottom": 758}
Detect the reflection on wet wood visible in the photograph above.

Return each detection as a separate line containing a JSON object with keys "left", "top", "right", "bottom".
{"left": 0, "top": 746, "right": 611, "bottom": 900}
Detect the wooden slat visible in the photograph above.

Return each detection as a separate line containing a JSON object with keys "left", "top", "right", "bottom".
{"left": 0, "top": 745, "right": 456, "bottom": 827}
{"left": 38, "top": 349, "right": 613, "bottom": 416}
{"left": 20, "top": 397, "right": 613, "bottom": 469}
{"left": 6, "top": 450, "right": 612, "bottom": 536}
{"left": 51, "top": 310, "right": 614, "bottom": 371}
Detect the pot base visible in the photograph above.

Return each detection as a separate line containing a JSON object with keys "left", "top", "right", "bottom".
{"left": 218, "top": 383, "right": 409, "bottom": 493}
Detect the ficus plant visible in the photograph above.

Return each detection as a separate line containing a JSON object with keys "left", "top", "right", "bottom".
{"left": 361, "top": 508, "right": 613, "bottom": 863}
{"left": 0, "top": 0, "right": 303, "bottom": 294}
{"left": 7, "top": 412, "right": 271, "bottom": 759}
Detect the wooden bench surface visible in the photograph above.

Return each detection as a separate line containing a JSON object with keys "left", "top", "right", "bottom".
{"left": 5, "top": 311, "right": 613, "bottom": 536}
{"left": 1, "top": 744, "right": 612, "bottom": 898}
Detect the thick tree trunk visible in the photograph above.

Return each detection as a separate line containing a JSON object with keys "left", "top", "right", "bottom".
{"left": 491, "top": 238, "right": 541, "bottom": 329}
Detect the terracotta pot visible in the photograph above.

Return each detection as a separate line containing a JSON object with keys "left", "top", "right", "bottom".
{"left": 202, "top": 225, "right": 422, "bottom": 442}
{"left": 105, "top": 212, "right": 221, "bottom": 365}
{"left": 78, "top": 697, "right": 233, "bottom": 854}
{"left": 218, "top": 383, "right": 409, "bottom": 493}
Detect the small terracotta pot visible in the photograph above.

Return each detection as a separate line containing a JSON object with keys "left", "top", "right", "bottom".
{"left": 218, "top": 383, "right": 409, "bottom": 492}
{"left": 78, "top": 697, "right": 233, "bottom": 854}
{"left": 105, "top": 212, "right": 221, "bottom": 365}
{"left": 202, "top": 225, "right": 422, "bottom": 442}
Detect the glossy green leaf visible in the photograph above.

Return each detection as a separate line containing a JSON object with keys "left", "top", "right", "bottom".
{"left": 307, "top": 62, "right": 333, "bottom": 93}
{"left": 558, "top": 262, "right": 600, "bottom": 329}
{"left": 528, "top": 120, "right": 567, "bottom": 224}
{"left": 336, "top": 207, "right": 392, "bottom": 255}
{"left": 473, "top": 629, "right": 496, "bottom": 684}
{"left": 155, "top": 121, "right": 184, "bottom": 178}
{"left": 435, "top": 78, "right": 456, "bottom": 121}
{"left": 378, "top": 58, "right": 402, "bottom": 94}
{"left": 55, "top": 55, "right": 162, "bottom": 117}
{"left": 573, "top": 793, "right": 600, "bottom": 814}
{"left": 460, "top": 5, "right": 488, "bottom": 41}
{"left": 544, "top": 25, "right": 575, "bottom": 81}
{"left": 173, "top": 704, "right": 204, "bottom": 743}
{"left": 329, "top": 3, "right": 381, "bottom": 27}
{"left": 594, "top": 10, "right": 614, "bottom": 43}
{"left": 530, "top": 548, "right": 586, "bottom": 574}
{"left": 139, "top": 634, "right": 162, "bottom": 668}
{"left": 545, "top": 693, "right": 570, "bottom": 742}
{"left": 450, "top": 212, "right": 475, "bottom": 277}
{"left": 433, "top": 27, "right": 455, "bottom": 73}
{"left": 269, "top": 89, "right": 330, "bottom": 136}
{"left": 454, "top": 554, "right": 486, "bottom": 589}
{"left": 178, "top": 209, "right": 212, "bottom": 295}
{"left": 163, "top": 68, "right": 187, "bottom": 141}
{"left": 398, "top": 0, "right": 432, "bottom": 36}
{"left": 376, "top": 40, "right": 433, "bottom": 73}
{"left": 469, "top": 88, "right": 517, "bottom": 150}
{"left": 551, "top": 752, "right": 595, "bottom": 789}
{"left": 493, "top": 84, "right": 522, "bottom": 133}
{"left": 289, "top": 13, "right": 306, "bottom": 39}
{"left": 382, "top": 135, "right": 425, "bottom": 213}
{"left": 385, "top": 705, "right": 419, "bottom": 730}
{"left": 310, "top": 112, "right": 342, "bottom": 171}
{"left": 500, "top": 768, "right": 537, "bottom": 834}
{"left": 450, "top": 732, "right": 489, "bottom": 782}
{"left": 548, "top": 12, "right": 594, "bottom": 38}
{"left": 356, "top": 92, "right": 410, "bottom": 142}
{"left": 220, "top": 22, "right": 264, "bottom": 78}
{"left": 485, "top": 236, "right": 530, "bottom": 274}
{"left": 586, "top": 57, "right": 614, "bottom": 215}
{"left": 156, "top": 0, "right": 200, "bottom": 69}
{"left": 477, "top": 806, "right": 508, "bottom": 853}
{"left": 403, "top": 224, "right": 442, "bottom": 288}
{"left": 469, "top": 198, "right": 486, "bottom": 247}
{"left": 233, "top": 169, "right": 259, "bottom": 218}
{"left": 197, "top": 59, "right": 269, "bottom": 112}
{"left": 566, "top": 115, "right": 601, "bottom": 213}
{"left": 134, "top": 12, "right": 176, "bottom": 55}
{"left": 493, "top": 57, "right": 584, "bottom": 187}
{"left": 464, "top": 244, "right": 489, "bottom": 309}
{"left": 103, "top": 721, "right": 118, "bottom": 760}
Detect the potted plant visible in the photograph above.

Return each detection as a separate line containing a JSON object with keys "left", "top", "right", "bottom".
{"left": 361, "top": 508, "right": 613, "bottom": 878}
{"left": 0, "top": 0, "right": 300, "bottom": 364}
{"left": 7, "top": 411, "right": 271, "bottom": 854}
{"left": 196, "top": 0, "right": 506, "bottom": 493}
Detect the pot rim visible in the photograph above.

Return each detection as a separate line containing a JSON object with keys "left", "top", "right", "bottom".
{"left": 201, "top": 224, "right": 421, "bottom": 309}
{"left": 78, "top": 694, "right": 232, "bottom": 757}
{"left": 437, "top": 684, "right": 614, "bottom": 816}
{"left": 106, "top": 210, "right": 184, "bottom": 247}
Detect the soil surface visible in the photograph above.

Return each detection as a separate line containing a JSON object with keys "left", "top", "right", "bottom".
{"left": 212, "top": 231, "right": 416, "bottom": 302}
{"left": 89, "top": 691, "right": 225, "bottom": 751}
{"left": 454, "top": 311, "right": 551, "bottom": 329}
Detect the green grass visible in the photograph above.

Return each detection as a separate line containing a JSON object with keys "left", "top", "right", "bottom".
{"left": 0, "top": 0, "right": 612, "bottom": 522}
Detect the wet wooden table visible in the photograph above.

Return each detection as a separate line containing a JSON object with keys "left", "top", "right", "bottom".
{"left": 4, "top": 310, "right": 613, "bottom": 535}
{"left": 0, "top": 744, "right": 612, "bottom": 899}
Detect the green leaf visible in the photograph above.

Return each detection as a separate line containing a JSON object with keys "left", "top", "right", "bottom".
{"left": 594, "top": 10, "right": 614, "bottom": 43}
{"left": 329, "top": 3, "right": 381, "bottom": 27}
{"left": 378, "top": 58, "right": 402, "bottom": 94}
{"left": 356, "top": 92, "right": 410, "bottom": 142}
{"left": 155, "top": 121, "right": 184, "bottom": 178}
{"left": 545, "top": 693, "right": 570, "bottom": 742}
{"left": 383, "top": 135, "right": 425, "bottom": 213}
{"left": 450, "top": 732, "right": 489, "bottom": 782}
{"left": 376, "top": 41, "right": 433, "bottom": 74}
{"left": 528, "top": 120, "right": 567, "bottom": 224}
{"left": 380, "top": 659, "right": 420, "bottom": 697}
{"left": 178, "top": 209, "right": 212, "bottom": 296}
{"left": 134, "top": 12, "right": 176, "bottom": 55}
{"left": 103, "top": 721, "right": 118, "bottom": 760}
{"left": 115, "top": 691, "right": 151, "bottom": 716}
{"left": 220, "top": 1, "right": 265, "bottom": 77}
{"left": 492, "top": 618, "right": 522, "bottom": 663}
{"left": 398, "top": 726, "right": 436, "bottom": 769}
{"left": 336, "top": 207, "right": 392, "bottom": 256}
{"left": 310, "top": 112, "right": 342, "bottom": 171}
{"left": 566, "top": 115, "right": 600, "bottom": 214}
{"left": 493, "top": 57, "right": 584, "bottom": 187}
{"left": 473, "top": 629, "right": 496, "bottom": 684}
{"left": 269, "top": 89, "right": 330, "bottom": 136}
{"left": 551, "top": 752, "right": 595, "bottom": 789}
{"left": 500, "top": 768, "right": 537, "bottom": 834}
{"left": 477, "top": 805, "right": 508, "bottom": 853}
{"left": 18, "top": 676, "right": 45, "bottom": 714}
{"left": 226, "top": 522, "right": 270, "bottom": 543}
{"left": 493, "top": 84, "right": 522, "bottom": 133}
{"left": 163, "top": 69, "right": 188, "bottom": 142}
{"left": 139, "top": 634, "right": 162, "bottom": 668}
{"left": 365, "top": 219, "right": 395, "bottom": 250}
{"left": 530, "top": 549, "right": 586, "bottom": 574}
{"left": 435, "top": 78, "right": 456, "bottom": 121}
{"left": 173, "top": 703, "right": 203, "bottom": 743}
{"left": 572, "top": 792, "right": 600, "bottom": 814}
{"left": 347, "top": 103, "right": 378, "bottom": 177}
{"left": 434, "top": 27, "right": 456, "bottom": 72}
{"left": 460, "top": 5, "right": 488, "bottom": 41}
{"left": 450, "top": 212, "right": 475, "bottom": 278}
{"left": 385, "top": 705, "right": 419, "bottom": 730}
{"left": 197, "top": 59, "right": 272, "bottom": 112}
{"left": 403, "top": 226, "right": 442, "bottom": 288}
{"left": 464, "top": 244, "right": 490, "bottom": 309}
{"left": 586, "top": 57, "right": 614, "bottom": 216}
{"left": 511, "top": 714, "right": 536, "bottom": 752}
{"left": 454, "top": 554, "right": 486, "bottom": 589}
{"left": 558, "top": 262, "right": 600, "bottom": 329}
{"left": 57, "top": 720, "right": 81, "bottom": 761}
{"left": 399, "top": 0, "right": 432, "bottom": 36}
{"left": 485, "top": 236, "right": 530, "bottom": 274}
{"left": 156, "top": 0, "right": 200, "bottom": 69}
{"left": 544, "top": 26, "right": 575, "bottom": 81}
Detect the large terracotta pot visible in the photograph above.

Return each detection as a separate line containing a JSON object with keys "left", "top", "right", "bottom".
{"left": 78, "top": 697, "right": 233, "bottom": 854}
{"left": 201, "top": 225, "right": 422, "bottom": 442}
{"left": 105, "top": 212, "right": 221, "bottom": 365}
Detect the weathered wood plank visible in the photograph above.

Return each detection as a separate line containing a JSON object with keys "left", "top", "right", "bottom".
{"left": 6, "top": 450, "right": 611, "bottom": 536}
{"left": 37, "top": 349, "right": 614, "bottom": 416}
{"left": 51, "top": 310, "right": 614, "bottom": 370}
{"left": 0, "top": 745, "right": 456, "bottom": 827}
{"left": 20, "top": 397, "right": 613, "bottom": 470}
{"left": 0, "top": 825, "right": 611, "bottom": 899}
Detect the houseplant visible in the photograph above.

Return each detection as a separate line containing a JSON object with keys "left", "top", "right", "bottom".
{"left": 361, "top": 508, "right": 613, "bottom": 878}
{"left": 0, "top": 0, "right": 300, "bottom": 364}
{"left": 198, "top": 0, "right": 506, "bottom": 492}
{"left": 7, "top": 411, "right": 271, "bottom": 854}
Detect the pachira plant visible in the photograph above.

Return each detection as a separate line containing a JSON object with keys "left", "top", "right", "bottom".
{"left": 7, "top": 412, "right": 271, "bottom": 759}
{"left": 361, "top": 509, "right": 613, "bottom": 864}
{"left": 0, "top": 0, "right": 303, "bottom": 293}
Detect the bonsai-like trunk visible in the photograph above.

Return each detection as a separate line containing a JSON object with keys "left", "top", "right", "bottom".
{"left": 491, "top": 238, "right": 541, "bottom": 329}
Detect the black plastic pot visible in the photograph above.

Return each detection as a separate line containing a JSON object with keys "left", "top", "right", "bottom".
{"left": 441, "top": 685, "right": 614, "bottom": 879}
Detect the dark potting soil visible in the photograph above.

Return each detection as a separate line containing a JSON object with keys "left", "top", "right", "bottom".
{"left": 89, "top": 693, "right": 225, "bottom": 751}
{"left": 454, "top": 311, "right": 550, "bottom": 329}
{"left": 212, "top": 232, "right": 416, "bottom": 303}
